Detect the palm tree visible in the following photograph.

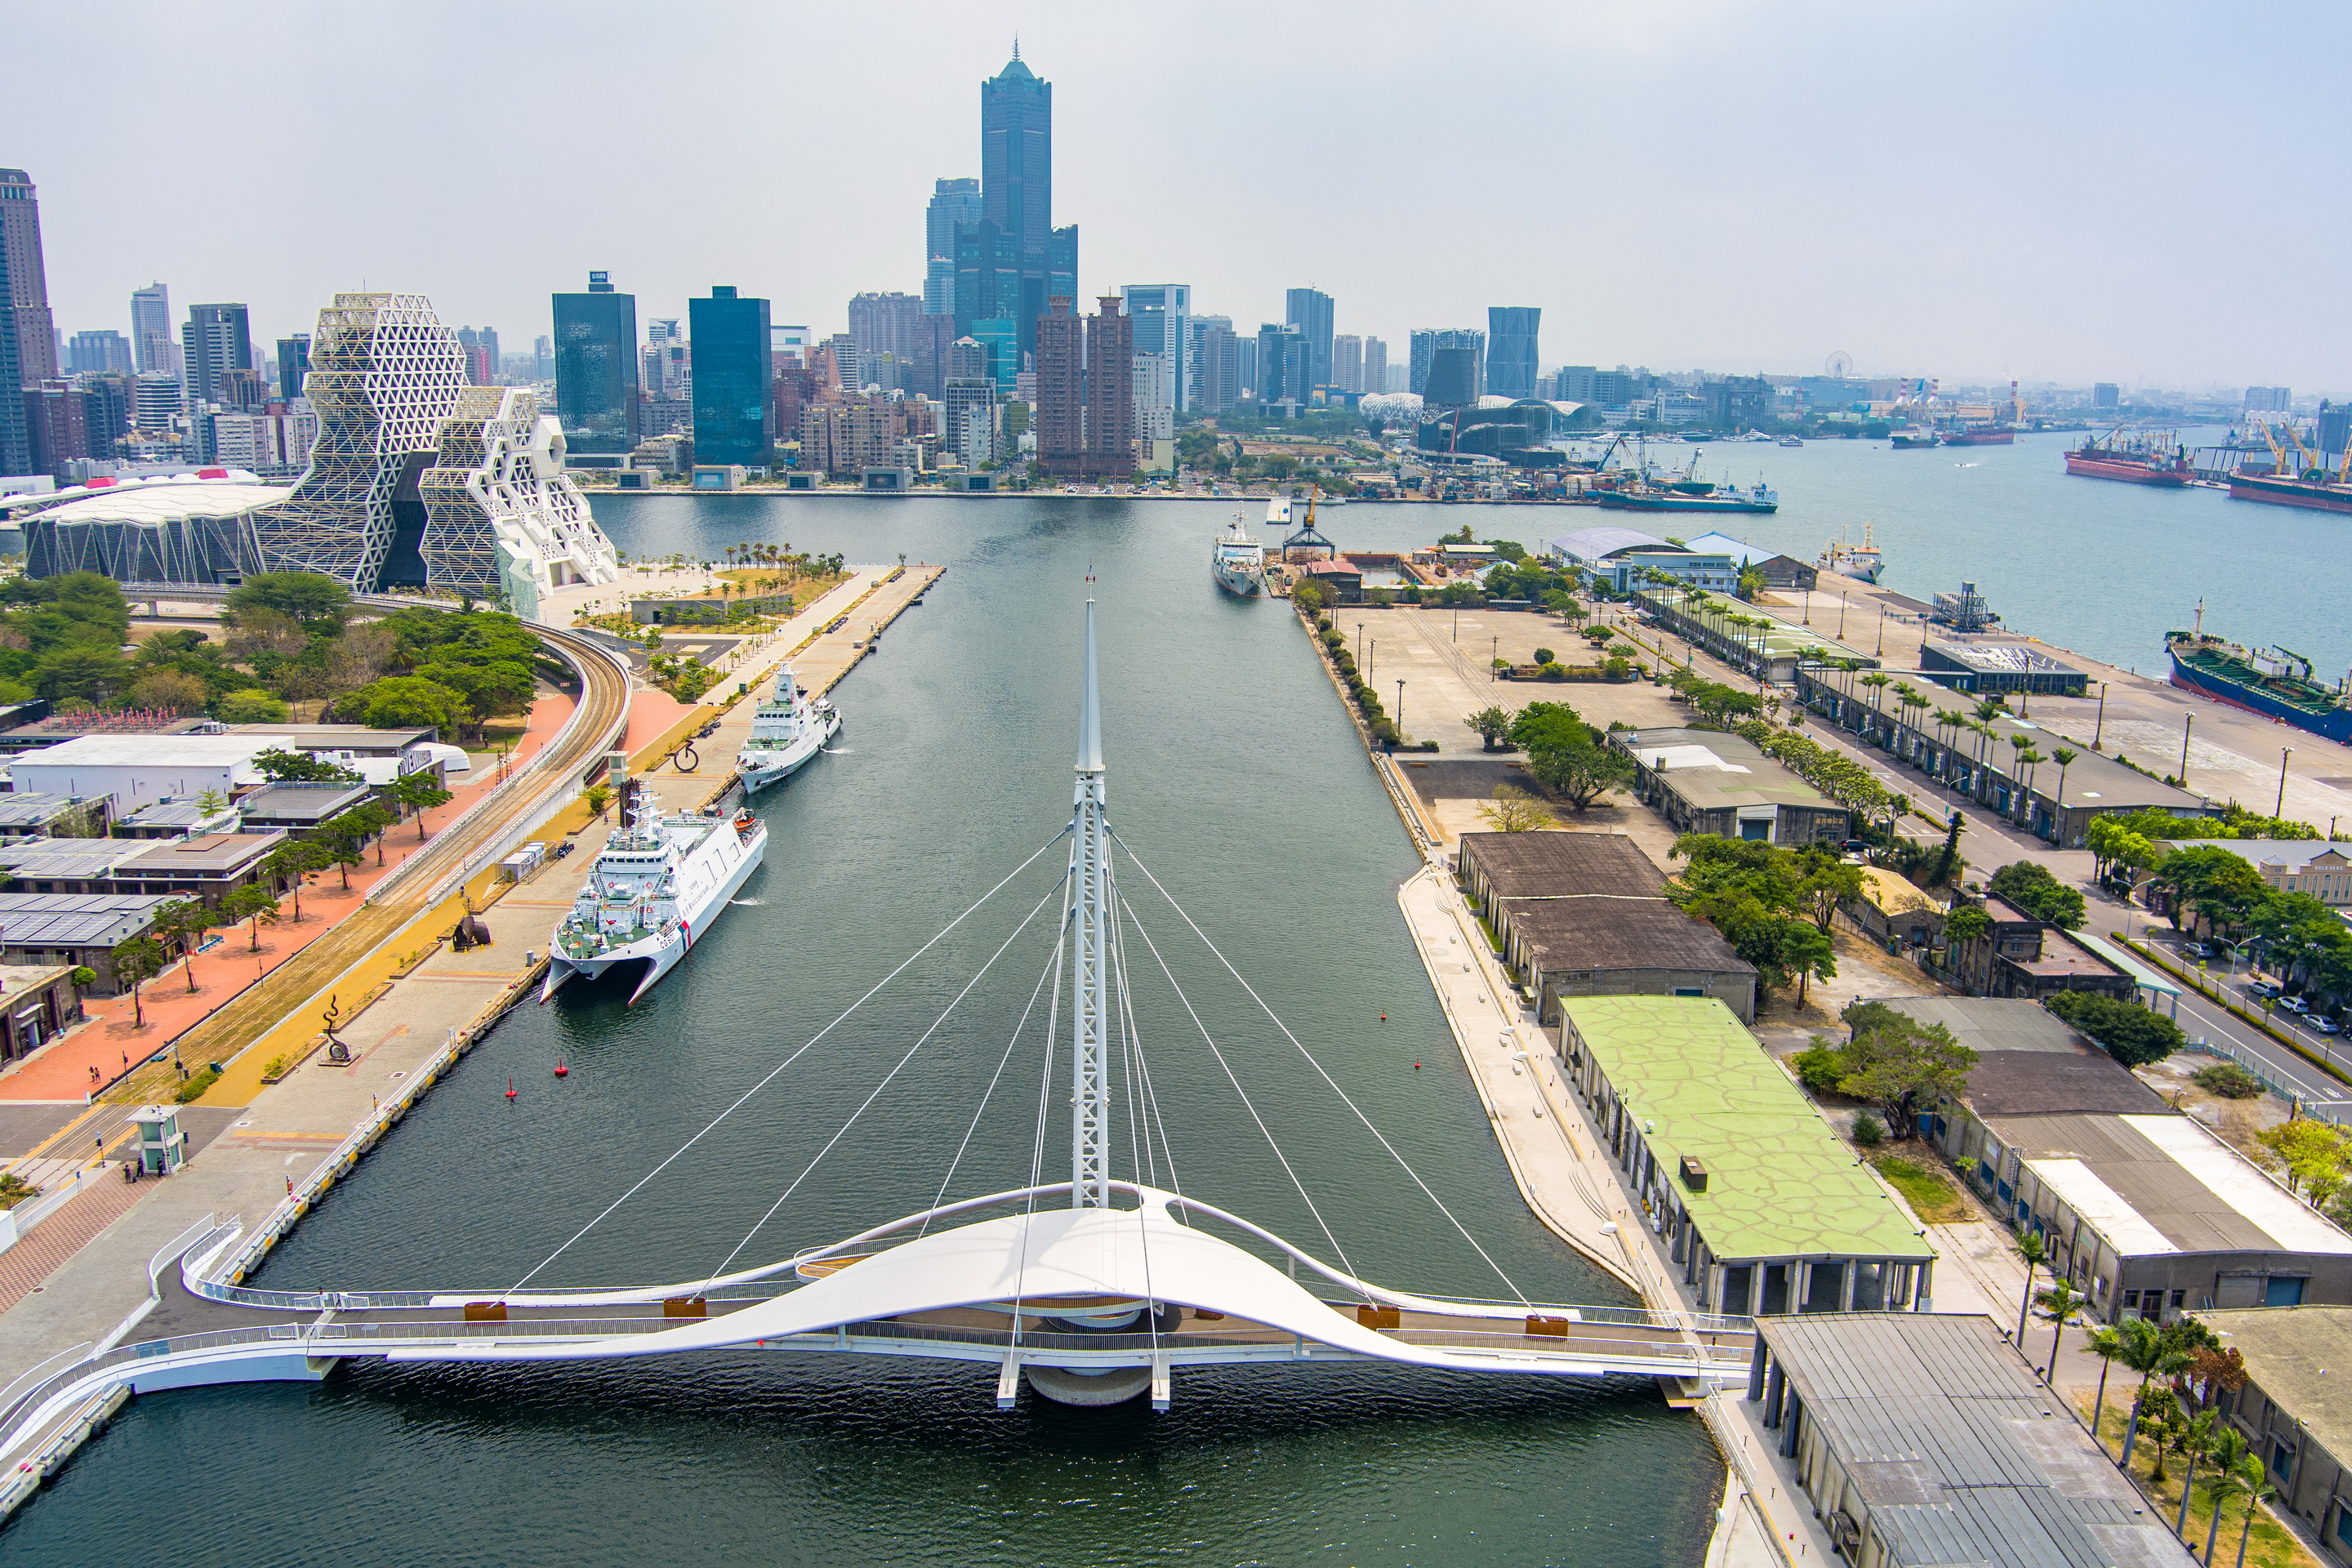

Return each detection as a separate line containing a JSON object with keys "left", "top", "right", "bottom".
{"left": 2013, "top": 1231, "right": 2048, "bottom": 1347}
{"left": 2036, "top": 1278, "right": 2087, "bottom": 1384}
{"left": 2213, "top": 1451, "right": 2276, "bottom": 1568}
{"left": 2050, "top": 746, "right": 2079, "bottom": 836}
{"left": 2173, "top": 1408, "right": 2218, "bottom": 1539}
{"left": 2198, "top": 1428, "right": 2251, "bottom": 1563}
{"left": 2116, "top": 1316, "right": 2194, "bottom": 1467}
{"left": 2087, "top": 1326, "right": 2126, "bottom": 1450}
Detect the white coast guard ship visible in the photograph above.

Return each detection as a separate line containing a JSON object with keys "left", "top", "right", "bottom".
{"left": 735, "top": 665, "right": 840, "bottom": 793}
{"left": 1210, "top": 510, "right": 1267, "bottom": 597}
{"left": 543, "top": 797, "right": 767, "bottom": 1004}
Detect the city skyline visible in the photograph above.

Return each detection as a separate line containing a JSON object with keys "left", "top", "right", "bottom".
{"left": 6, "top": 2, "right": 2351, "bottom": 390}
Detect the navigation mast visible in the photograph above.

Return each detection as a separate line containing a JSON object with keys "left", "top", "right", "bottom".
{"left": 1070, "top": 599, "right": 1111, "bottom": 1208}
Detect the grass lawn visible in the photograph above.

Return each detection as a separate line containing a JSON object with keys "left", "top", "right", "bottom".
{"left": 2074, "top": 1393, "right": 2321, "bottom": 1568}
{"left": 1870, "top": 1152, "right": 1971, "bottom": 1224}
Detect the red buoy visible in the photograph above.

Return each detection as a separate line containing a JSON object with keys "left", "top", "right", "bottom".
{"left": 1380, "top": 1013, "right": 1388, "bottom": 1022}
{"left": 1414, "top": 1061, "right": 1423, "bottom": 1071}
{"left": 554, "top": 1057, "right": 568, "bottom": 1078}
{"left": 505, "top": 1076, "right": 518, "bottom": 1100}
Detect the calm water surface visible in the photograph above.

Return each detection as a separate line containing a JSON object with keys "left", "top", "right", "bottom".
{"left": 7, "top": 496, "right": 1714, "bottom": 1567}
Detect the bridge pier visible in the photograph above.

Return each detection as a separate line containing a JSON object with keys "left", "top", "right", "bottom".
{"left": 1022, "top": 1363, "right": 1153, "bottom": 1408}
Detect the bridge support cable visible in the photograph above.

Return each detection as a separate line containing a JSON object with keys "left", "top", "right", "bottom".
{"left": 504, "top": 824, "right": 1073, "bottom": 1296}
{"left": 1111, "top": 884, "right": 1184, "bottom": 1210}
{"left": 697, "top": 873, "right": 1070, "bottom": 1293}
{"left": 1116, "top": 887, "right": 1357, "bottom": 1281}
{"left": 1111, "top": 830, "right": 1530, "bottom": 1307}
{"left": 920, "top": 933, "right": 1067, "bottom": 1238}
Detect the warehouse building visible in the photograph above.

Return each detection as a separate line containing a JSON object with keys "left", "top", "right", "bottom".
{"left": 2194, "top": 1307, "right": 2352, "bottom": 1560}
{"left": 1557, "top": 996, "right": 1935, "bottom": 1316}
{"left": 1611, "top": 725, "right": 1850, "bottom": 846}
{"left": 0, "top": 892, "right": 175, "bottom": 994}
{"left": 1456, "top": 831, "right": 1756, "bottom": 1022}
{"left": 1749, "top": 1312, "right": 2196, "bottom": 1568}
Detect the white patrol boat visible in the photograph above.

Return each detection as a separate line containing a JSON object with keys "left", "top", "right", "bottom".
{"left": 542, "top": 797, "right": 767, "bottom": 1005}
{"left": 1210, "top": 510, "right": 1267, "bottom": 597}
{"left": 735, "top": 664, "right": 841, "bottom": 793}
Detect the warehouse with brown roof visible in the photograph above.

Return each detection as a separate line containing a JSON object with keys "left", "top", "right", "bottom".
{"left": 1457, "top": 831, "right": 1757, "bottom": 1022}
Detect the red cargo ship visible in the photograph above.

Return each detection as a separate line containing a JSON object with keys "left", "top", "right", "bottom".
{"left": 2227, "top": 470, "right": 2352, "bottom": 514}
{"left": 2064, "top": 429, "right": 2191, "bottom": 486}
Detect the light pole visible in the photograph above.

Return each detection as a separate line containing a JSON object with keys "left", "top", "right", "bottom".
{"left": 2179, "top": 713, "right": 2194, "bottom": 788}
{"left": 1491, "top": 635, "right": 1499, "bottom": 680}
{"left": 2278, "top": 747, "right": 2293, "bottom": 817}
{"left": 1396, "top": 679, "right": 1406, "bottom": 740}
{"left": 2092, "top": 681, "right": 2107, "bottom": 750}
{"left": 1356, "top": 622, "right": 1364, "bottom": 667}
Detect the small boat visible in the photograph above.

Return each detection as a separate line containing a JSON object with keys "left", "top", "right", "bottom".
{"left": 542, "top": 791, "right": 768, "bottom": 1005}
{"left": 735, "top": 664, "right": 840, "bottom": 793}
{"left": 1777, "top": 436, "right": 1805, "bottom": 448}
{"left": 1211, "top": 510, "right": 1267, "bottom": 597}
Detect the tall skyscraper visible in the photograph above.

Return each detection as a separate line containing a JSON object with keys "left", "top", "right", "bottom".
{"left": 1084, "top": 296, "right": 1136, "bottom": 477}
{"left": 1035, "top": 298, "right": 1082, "bottom": 474}
{"left": 1120, "top": 284, "right": 1189, "bottom": 413}
{"left": 69, "top": 331, "right": 135, "bottom": 376}
{"left": 1187, "top": 318, "right": 1239, "bottom": 414}
{"left": 1410, "top": 327, "right": 1485, "bottom": 399}
{"left": 274, "top": 334, "right": 310, "bottom": 400}
{"left": 0, "top": 172, "right": 56, "bottom": 385}
{"left": 180, "top": 303, "right": 254, "bottom": 408}
{"left": 130, "top": 283, "right": 175, "bottom": 376}
{"left": 1332, "top": 334, "right": 1363, "bottom": 394}
{"left": 456, "top": 326, "right": 500, "bottom": 386}
{"left": 1364, "top": 336, "right": 1388, "bottom": 398}
{"left": 0, "top": 236, "right": 27, "bottom": 472}
{"left": 924, "top": 177, "right": 982, "bottom": 315}
{"left": 554, "top": 270, "right": 639, "bottom": 454}
{"left": 849, "top": 292, "right": 925, "bottom": 367}
{"left": 1254, "top": 324, "right": 1308, "bottom": 409}
{"left": 690, "top": 285, "right": 773, "bottom": 467}
{"left": 1485, "top": 307, "right": 1539, "bottom": 400}
{"left": 973, "top": 51, "right": 1077, "bottom": 354}
{"left": 1284, "top": 287, "right": 1334, "bottom": 391}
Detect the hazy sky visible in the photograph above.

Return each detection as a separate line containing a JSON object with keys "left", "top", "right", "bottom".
{"left": 11, "top": 1, "right": 2349, "bottom": 391}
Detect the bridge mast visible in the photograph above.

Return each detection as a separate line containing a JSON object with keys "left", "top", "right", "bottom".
{"left": 1070, "top": 599, "right": 1112, "bottom": 1208}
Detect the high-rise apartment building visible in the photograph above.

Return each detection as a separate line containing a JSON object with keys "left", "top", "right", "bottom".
{"left": 1082, "top": 296, "right": 1136, "bottom": 476}
{"left": 130, "top": 373, "right": 180, "bottom": 433}
{"left": 2243, "top": 385, "right": 2290, "bottom": 413}
{"left": 532, "top": 335, "right": 552, "bottom": 381}
{"left": 274, "top": 334, "right": 310, "bottom": 399}
{"left": 690, "top": 285, "right": 773, "bottom": 467}
{"left": 924, "top": 177, "right": 983, "bottom": 316}
{"left": 908, "top": 314, "right": 958, "bottom": 399}
{"left": 644, "top": 319, "right": 689, "bottom": 401}
{"left": 79, "top": 373, "right": 131, "bottom": 458}
{"left": 69, "top": 331, "right": 135, "bottom": 376}
{"left": 456, "top": 326, "right": 500, "bottom": 386}
{"left": 2093, "top": 382, "right": 2122, "bottom": 410}
{"left": 23, "top": 382, "right": 87, "bottom": 472}
{"left": 849, "top": 292, "right": 926, "bottom": 368}
{"left": 1332, "top": 334, "right": 1363, "bottom": 394}
{"left": 942, "top": 376, "right": 997, "bottom": 467}
{"left": 554, "top": 271, "right": 639, "bottom": 454}
{"left": 1485, "top": 307, "right": 1539, "bottom": 400}
{"left": 1284, "top": 287, "right": 1334, "bottom": 391}
{"left": 1410, "top": 328, "right": 1485, "bottom": 399}
{"left": 180, "top": 303, "right": 253, "bottom": 408}
{"left": 1119, "top": 284, "right": 1189, "bottom": 414}
{"left": 130, "top": 283, "right": 175, "bottom": 376}
{"left": 0, "top": 172, "right": 56, "bottom": 385}
{"left": 1035, "top": 298, "right": 1083, "bottom": 474}
{"left": 1363, "top": 336, "right": 1388, "bottom": 398}
{"left": 216, "top": 368, "right": 267, "bottom": 412}
{"left": 1186, "top": 318, "right": 1240, "bottom": 414}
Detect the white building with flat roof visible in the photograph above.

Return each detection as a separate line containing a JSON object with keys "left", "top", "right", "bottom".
{"left": 8, "top": 734, "right": 271, "bottom": 812}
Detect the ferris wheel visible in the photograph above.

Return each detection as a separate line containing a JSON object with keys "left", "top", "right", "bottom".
{"left": 1824, "top": 350, "right": 1855, "bottom": 377}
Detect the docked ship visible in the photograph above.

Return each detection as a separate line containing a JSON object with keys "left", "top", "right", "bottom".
{"left": 1889, "top": 427, "right": 1942, "bottom": 449}
{"left": 1942, "top": 425, "right": 2016, "bottom": 446}
{"left": 2065, "top": 429, "right": 2191, "bottom": 486}
{"left": 1818, "top": 523, "right": 1885, "bottom": 583}
{"left": 1597, "top": 480, "right": 1777, "bottom": 514}
{"left": 2227, "top": 470, "right": 2352, "bottom": 515}
{"left": 2168, "top": 607, "right": 2352, "bottom": 745}
{"left": 735, "top": 665, "right": 840, "bottom": 793}
{"left": 1210, "top": 511, "right": 1267, "bottom": 595}
{"left": 543, "top": 795, "right": 768, "bottom": 1004}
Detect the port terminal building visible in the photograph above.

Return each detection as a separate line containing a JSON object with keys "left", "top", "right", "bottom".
{"left": 1918, "top": 640, "right": 2089, "bottom": 697}
{"left": 1556, "top": 996, "right": 1936, "bottom": 1317}
{"left": 1633, "top": 584, "right": 1878, "bottom": 683}
{"left": 1895, "top": 998, "right": 2352, "bottom": 1321}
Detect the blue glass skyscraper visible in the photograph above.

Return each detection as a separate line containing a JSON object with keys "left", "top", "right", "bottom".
{"left": 690, "top": 285, "right": 773, "bottom": 467}
{"left": 969, "top": 51, "right": 1076, "bottom": 354}
{"left": 1486, "top": 306, "right": 1540, "bottom": 400}
{"left": 554, "top": 272, "right": 639, "bottom": 454}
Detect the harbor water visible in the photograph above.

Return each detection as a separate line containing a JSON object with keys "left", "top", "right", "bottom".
{"left": 10, "top": 440, "right": 2311, "bottom": 1563}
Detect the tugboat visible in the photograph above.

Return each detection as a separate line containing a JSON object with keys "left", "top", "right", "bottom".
{"left": 1210, "top": 510, "right": 1267, "bottom": 596}
{"left": 542, "top": 784, "right": 768, "bottom": 1004}
{"left": 735, "top": 665, "right": 840, "bottom": 793}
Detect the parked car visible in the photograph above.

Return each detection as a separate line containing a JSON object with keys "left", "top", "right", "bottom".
{"left": 2279, "top": 996, "right": 2310, "bottom": 1014}
{"left": 2311, "top": 1017, "right": 2341, "bottom": 1035}
{"left": 2181, "top": 941, "right": 2213, "bottom": 960}
{"left": 2248, "top": 979, "right": 2283, "bottom": 1000}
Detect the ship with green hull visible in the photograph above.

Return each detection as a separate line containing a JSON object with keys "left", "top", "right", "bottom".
{"left": 2167, "top": 609, "right": 2352, "bottom": 745}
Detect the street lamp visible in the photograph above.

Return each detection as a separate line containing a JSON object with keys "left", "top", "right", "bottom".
{"left": 1491, "top": 635, "right": 1499, "bottom": 680}
{"left": 1396, "top": 679, "right": 1406, "bottom": 739}
{"left": 2278, "top": 747, "right": 2293, "bottom": 817}
{"left": 2092, "top": 682, "right": 2107, "bottom": 750}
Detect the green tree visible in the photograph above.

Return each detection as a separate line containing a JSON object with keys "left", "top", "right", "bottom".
{"left": 418, "top": 657, "right": 537, "bottom": 736}
{"left": 1836, "top": 1006, "right": 1976, "bottom": 1138}
{"left": 1477, "top": 785, "right": 1552, "bottom": 832}
{"left": 2171, "top": 1407, "right": 2219, "bottom": 1539}
{"left": 2252, "top": 1120, "right": 2349, "bottom": 1204}
{"left": 386, "top": 769, "right": 455, "bottom": 838}
{"left": 1526, "top": 733, "right": 1636, "bottom": 811}
{"left": 2037, "top": 1277, "right": 2087, "bottom": 1386}
{"left": 2114, "top": 1316, "right": 2193, "bottom": 1468}
{"left": 2046, "top": 990, "right": 2186, "bottom": 1067}
{"left": 1795, "top": 851, "right": 1866, "bottom": 934}
{"left": 2197, "top": 1428, "right": 2252, "bottom": 1563}
{"left": 583, "top": 783, "right": 613, "bottom": 822}
{"left": 2087, "top": 1326, "right": 2126, "bottom": 1451}
{"left": 339, "top": 675, "right": 469, "bottom": 734}
{"left": 154, "top": 898, "right": 216, "bottom": 993}
{"left": 33, "top": 645, "right": 127, "bottom": 703}
{"left": 221, "top": 884, "right": 280, "bottom": 951}
{"left": 225, "top": 571, "right": 352, "bottom": 627}
{"left": 1465, "top": 705, "right": 1516, "bottom": 752}
{"left": 262, "top": 841, "right": 331, "bottom": 920}
{"left": 110, "top": 935, "right": 169, "bottom": 1028}
{"left": 1988, "top": 861, "right": 2087, "bottom": 929}
{"left": 253, "top": 746, "right": 360, "bottom": 783}
{"left": 1943, "top": 905, "right": 1993, "bottom": 946}
{"left": 2152, "top": 845, "right": 2268, "bottom": 933}
{"left": 216, "top": 687, "right": 292, "bottom": 724}
{"left": 320, "top": 803, "right": 396, "bottom": 883}
{"left": 1781, "top": 922, "right": 1838, "bottom": 1005}
{"left": 2011, "top": 1230, "right": 2048, "bottom": 1348}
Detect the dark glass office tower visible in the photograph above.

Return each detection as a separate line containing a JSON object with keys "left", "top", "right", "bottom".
{"left": 276, "top": 334, "right": 310, "bottom": 400}
{"left": 180, "top": 303, "right": 254, "bottom": 407}
{"left": 971, "top": 52, "right": 1075, "bottom": 354}
{"left": 553, "top": 271, "right": 639, "bottom": 454}
{"left": 1486, "top": 306, "right": 1540, "bottom": 400}
{"left": 1284, "top": 287, "right": 1334, "bottom": 390}
{"left": 689, "top": 285, "right": 773, "bottom": 467}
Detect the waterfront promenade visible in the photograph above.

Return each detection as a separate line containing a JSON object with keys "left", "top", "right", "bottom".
{"left": 0, "top": 564, "right": 939, "bottom": 1437}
